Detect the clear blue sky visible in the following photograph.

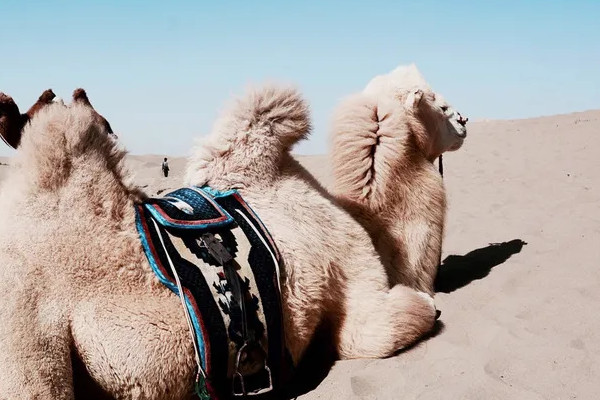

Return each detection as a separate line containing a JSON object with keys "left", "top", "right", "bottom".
{"left": 1, "top": 0, "right": 599, "bottom": 156}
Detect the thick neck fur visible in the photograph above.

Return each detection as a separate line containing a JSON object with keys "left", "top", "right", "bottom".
{"left": 1, "top": 103, "right": 142, "bottom": 224}
{"left": 331, "top": 93, "right": 438, "bottom": 213}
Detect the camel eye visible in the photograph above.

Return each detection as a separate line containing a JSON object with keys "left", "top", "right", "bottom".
{"left": 441, "top": 106, "right": 449, "bottom": 112}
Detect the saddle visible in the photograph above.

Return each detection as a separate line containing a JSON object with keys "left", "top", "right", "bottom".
{"left": 135, "top": 186, "right": 290, "bottom": 399}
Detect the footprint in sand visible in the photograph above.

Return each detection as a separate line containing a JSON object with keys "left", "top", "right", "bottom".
{"left": 350, "top": 375, "right": 379, "bottom": 399}
{"left": 570, "top": 338, "right": 585, "bottom": 350}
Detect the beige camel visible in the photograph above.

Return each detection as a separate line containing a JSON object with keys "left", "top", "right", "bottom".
{"left": 331, "top": 64, "right": 468, "bottom": 295}
{"left": 0, "top": 85, "right": 436, "bottom": 399}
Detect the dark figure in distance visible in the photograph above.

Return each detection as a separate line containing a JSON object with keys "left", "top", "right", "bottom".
{"left": 162, "top": 157, "right": 169, "bottom": 178}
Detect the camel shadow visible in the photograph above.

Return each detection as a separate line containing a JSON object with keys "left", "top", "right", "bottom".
{"left": 435, "top": 239, "right": 527, "bottom": 293}
{"left": 285, "top": 324, "right": 338, "bottom": 399}
{"left": 286, "top": 160, "right": 525, "bottom": 395}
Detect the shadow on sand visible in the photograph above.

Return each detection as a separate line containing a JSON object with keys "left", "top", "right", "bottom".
{"left": 435, "top": 239, "right": 527, "bottom": 293}
{"left": 289, "top": 240, "right": 526, "bottom": 397}
{"left": 283, "top": 162, "right": 526, "bottom": 395}
{"left": 285, "top": 325, "right": 338, "bottom": 399}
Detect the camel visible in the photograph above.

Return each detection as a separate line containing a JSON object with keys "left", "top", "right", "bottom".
{"left": 0, "top": 84, "right": 437, "bottom": 399}
{"left": 331, "top": 64, "right": 468, "bottom": 295}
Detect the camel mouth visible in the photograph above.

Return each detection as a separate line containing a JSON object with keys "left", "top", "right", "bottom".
{"left": 454, "top": 129, "right": 467, "bottom": 139}
{"left": 449, "top": 122, "right": 467, "bottom": 140}
{"left": 449, "top": 140, "right": 464, "bottom": 151}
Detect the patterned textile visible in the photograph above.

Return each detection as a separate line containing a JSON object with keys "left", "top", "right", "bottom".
{"left": 135, "top": 186, "right": 289, "bottom": 399}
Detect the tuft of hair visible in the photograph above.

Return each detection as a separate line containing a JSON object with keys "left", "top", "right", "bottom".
{"left": 223, "top": 84, "right": 310, "bottom": 148}
{"left": 38, "top": 89, "right": 56, "bottom": 103}
{"left": 185, "top": 84, "right": 310, "bottom": 189}
{"left": 363, "top": 64, "right": 431, "bottom": 100}
{"left": 24, "top": 89, "right": 56, "bottom": 120}
{"left": 72, "top": 88, "right": 114, "bottom": 134}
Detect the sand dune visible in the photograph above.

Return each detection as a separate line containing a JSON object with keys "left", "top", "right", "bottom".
{"left": 1, "top": 110, "right": 599, "bottom": 399}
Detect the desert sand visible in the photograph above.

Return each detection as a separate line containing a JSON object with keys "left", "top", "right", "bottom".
{"left": 1, "top": 110, "right": 598, "bottom": 399}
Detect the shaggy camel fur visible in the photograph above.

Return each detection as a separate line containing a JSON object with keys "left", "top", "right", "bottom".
{"left": 0, "top": 89, "right": 114, "bottom": 149}
{"left": 331, "top": 64, "right": 468, "bottom": 295}
{"left": 72, "top": 88, "right": 115, "bottom": 135}
{"left": 0, "top": 85, "right": 436, "bottom": 398}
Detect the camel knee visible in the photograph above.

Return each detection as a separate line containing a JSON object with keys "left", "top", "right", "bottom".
{"left": 337, "top": 284, "right": 436, "bottom": 359}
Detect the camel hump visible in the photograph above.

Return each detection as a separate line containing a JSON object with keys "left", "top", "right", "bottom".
{"left": 232, "top": 84, "right": 311, "bottom": 148}
{"left": 37, "top": 89, "right": 56, "bottom": 104}
{"left": 185, "top": 84, "right": 312, "bottom": 189}
{"left": 72, "top": 88, "right": 92, "bottom": 106}
{"left": 24, "top": 89, "right": 56, "bottom": 120}
{"left": 72, "top": 88, "right": 114, "bottom": 134}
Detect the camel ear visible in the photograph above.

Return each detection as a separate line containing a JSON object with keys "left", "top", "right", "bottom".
{"left": 404, "top": 89, "right": 424, "bottom": 109}
{"left": 0, "top": 93, "right": 24, "bottom": 149}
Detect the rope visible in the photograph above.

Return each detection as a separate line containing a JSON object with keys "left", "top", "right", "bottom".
{"left": 438, "top": 155, "right": 444, "bottom": 267}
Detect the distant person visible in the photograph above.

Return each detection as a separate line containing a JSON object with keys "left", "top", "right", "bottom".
{"left": 162, "top": 157, "right": 170, "bottom": 177}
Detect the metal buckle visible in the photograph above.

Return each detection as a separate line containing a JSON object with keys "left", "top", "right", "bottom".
{"left": 232, "top": 343, "right": 273, "bottom": 396}
{"left": 200, "top": 233, "right": 233, "bottom": 265}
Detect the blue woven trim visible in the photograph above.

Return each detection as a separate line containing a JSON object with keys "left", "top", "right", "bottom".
{"left": 200, "top": 185, "right": 238, "bottom": 198}
{"left": 202, "top": 185, "right": 281, "bottom": 262}
{"left": 135, "top": 209, "right": 207, "bottom": 371}
{"left": 143, "top": 203, "right": 233, "bottom": 231}
{"left": 143, "top": 186, "right": 235, "bottom": 230}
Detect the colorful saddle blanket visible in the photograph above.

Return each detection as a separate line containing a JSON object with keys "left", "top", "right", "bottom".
{"left": 135, "top": 186, "right": 289, "bottom": 399}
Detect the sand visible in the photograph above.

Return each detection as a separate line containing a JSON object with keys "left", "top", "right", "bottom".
{"left": 1, "top": 110, "right": 598, "bottom": 399}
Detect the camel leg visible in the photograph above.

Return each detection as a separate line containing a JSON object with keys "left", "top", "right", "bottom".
{"left": 336, "top": 280, "right": 437, "bottom": 359}
{"left": 0, "top": 283, "right": 74, "bottom": 399}
{"left": 388, "top": 215, "right": 444, "bottom": 295}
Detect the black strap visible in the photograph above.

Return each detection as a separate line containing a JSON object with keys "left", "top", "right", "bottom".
{"left": 201, "top": 233, "right": 261, "bottom": 352}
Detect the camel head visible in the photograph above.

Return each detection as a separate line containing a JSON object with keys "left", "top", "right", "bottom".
{"left": 0, "top": 88, "right": 115, "bottom": 149}
{"left": 0, "top": 89, "right": 57, "bottom": 149}
{"left": 363, "top": 64, "right": 468, "bottom": 162}
{"left": 405, "top": 88, "right": 467, "bottom": 161}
